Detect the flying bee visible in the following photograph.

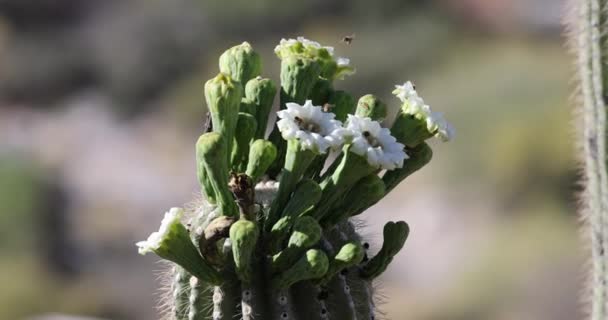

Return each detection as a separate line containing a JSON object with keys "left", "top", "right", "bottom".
{"left": 341, "top": 34, "right": 355, "bottom": 45}
{"left": 323, "top": 103, "right": 334, "bottom": 113}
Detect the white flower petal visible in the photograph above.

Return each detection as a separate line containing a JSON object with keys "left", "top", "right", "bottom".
{"left": 276, "top": 100, "right": 349, "bottom": 154}
{"left": 345, "top": 115, "right": 406, "bottom": 170}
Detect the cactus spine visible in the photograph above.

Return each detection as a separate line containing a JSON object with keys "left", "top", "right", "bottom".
{"left": 137, "top": 38, "right": 453, "bottom": 320}
{"left": 574, "top": 0, "right": 608, "bottom": 319}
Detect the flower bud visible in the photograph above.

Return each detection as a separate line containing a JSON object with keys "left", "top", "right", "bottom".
{"left": 355, "top": 94, "right": 387, "bottom": 121}
{"left": 246, "top": 139, "right": 277, "bottom": 182}
{"left": 273, "top": 249, "right": 329, "bottom": 288}
{"left": 229, "top": 220, "right": 260, "bottom": 283}
{"left": 320, "top": 242, "right": 364, "bottom": 285}
{"left": 245, "top": 77, "right": 277, "bottom": 139}
{"left": 231, "top": 112, "right": 257, "bottom": 172}
{"left": 219, "top": 42, "right": 262, "bottom": 84}
{"left": 272, "top": 216, "right": 322, "bottom": 272}
{"left": 196, "top": 132, "right": 239, "bottom": 217}
{"left": 205, "top": 73, "right": 243, "bottom": 160}
{"left": 280, "top": 56, "right": 321, "bottom": 104}
{"left": 361, "top": 221, "right": 409, "bottom": 279}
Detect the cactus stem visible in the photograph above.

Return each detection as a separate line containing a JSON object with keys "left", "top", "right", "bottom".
{"left": 576, "top": 0, "right": 608, "bottom": 318}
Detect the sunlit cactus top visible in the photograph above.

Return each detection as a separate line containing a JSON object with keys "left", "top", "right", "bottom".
{"left": 136, "top": 36, "right": 453, "bottom": 320}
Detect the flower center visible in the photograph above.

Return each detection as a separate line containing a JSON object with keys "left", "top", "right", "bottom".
{"left": 363, "top": 131, "right": 381, "bottom": 148}
{"left": 295, "top": 116, "right": 321, "bottom": 133}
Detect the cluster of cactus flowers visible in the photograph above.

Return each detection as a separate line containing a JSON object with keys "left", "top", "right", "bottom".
{"left": 137, "top": 37, "right": 453, "bottom": 320}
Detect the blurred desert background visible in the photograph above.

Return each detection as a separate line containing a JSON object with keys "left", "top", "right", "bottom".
{"left": 0, "top": 0, "right": 581, "bottom": 319}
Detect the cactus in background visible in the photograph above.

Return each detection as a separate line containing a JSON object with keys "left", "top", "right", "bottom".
{"left": 137, "top": 37, "right": 453, "bottom": 320}
{"left": 572, "top": 1, "right": 608, "bottom": 319}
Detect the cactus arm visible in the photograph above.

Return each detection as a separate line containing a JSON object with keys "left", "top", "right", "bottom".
{"left": 577, "top": 0, "right": 608, "bottom": 319}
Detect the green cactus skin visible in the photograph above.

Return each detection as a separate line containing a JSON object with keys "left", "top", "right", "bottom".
{"left": 574, "top": 1, "right": 608, "bottom": 319}
{"left": 140, "top": 39, "right": 449, "bottom": 320}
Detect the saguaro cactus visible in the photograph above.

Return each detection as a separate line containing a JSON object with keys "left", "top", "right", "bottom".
{"left": 137, "top": 37, "right": 453, "bottom": 320}
{"left": 572, "top": 1, "right": 608, "bottom": 319}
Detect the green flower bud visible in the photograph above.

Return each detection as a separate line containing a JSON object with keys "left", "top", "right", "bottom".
{"left": 269, "top": 215, "right": 294, "bottom": 253}
{"left": 196, "top": 132, "right": 238, "bottom": 217}
{"left": 219, "top": 42, "right": 262, "bottom": 84}
{"left": 231, "top": 112, "right": 257, "bottom": 172}
{"left": 229, "top": 220, "right": 260, "bottom": 283}
{"left": 382, "top": 142, "right": 433, "bottom": 195}
{"left": 321, "top": 173, "right": 385, "bottom": 227}
{"left": 320, "top": 242, "right": 365, "bottom": 285}
{"left": 280, "top": 56, "right": 321, "bottom": 104}
{"left": 310, "top": 78, "right": 333, "bottom": 106}
{"left": 245, "top": 77, "right": 277, "bottom": 139}
{"left": 361, "top": 221, "right": 409, "bottom": 279}
{"left": 272, "top": 216, "right": 322, "bottom": 272}
{"left": 327, "top": 90, "right": 356, "bottom": 122}
{"left": 273, "top": 249, "right": 329, "bottom": 288}
{"left": 205, "top": 73, "right": 243, "bottom": 161}
{"left": 137, "top": 208, "right": 222, "bottom": 285}
{"left": 245, "top": 139, "right": 277, "bottom": 182}
{"left": 355, "top": 94, "right": 387, "bottom": 121}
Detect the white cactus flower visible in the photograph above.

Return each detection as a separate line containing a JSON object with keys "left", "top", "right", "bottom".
{"left": 393, "top": 81, "right": 455, "bottom": 142}
{"left": 393, "top": 81, "right": 419, "bottom": 102}
{"left": 136, "top": 207, "right": 184, "bottom": 255}
{"left": 345, "top": 115, "right": 408, "bottom": 170}
{"left": 277, "top": 100, "right": 349, "bottom": 154}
